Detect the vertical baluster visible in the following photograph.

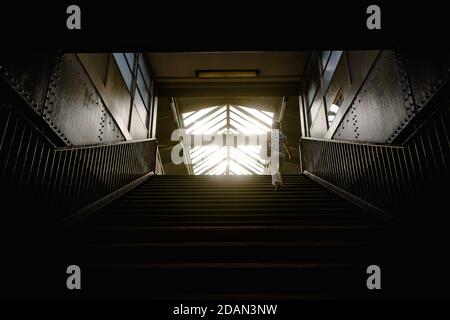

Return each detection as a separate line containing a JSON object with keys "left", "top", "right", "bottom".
{"left": 0, "top": 110, "right": 12, "bottom": 156}
{"left": 64, "top": 149, "right": 76, "bottom": 212}
{"left": 116, "top": 145, "right": 124, "bottom": 187}
{"left": 11, "top": 121, "right": 27, "bottom": 178}
{"left": 17, "top": 128, "right": 33, "bottom": 187}
{"left": 74, "top": 148, "right": 89, "bottom": 211}
{"left": 89, "top": 147, "right": 100, "bottom": 205}
{"left": 433, "top": 119, "right": 447, "bottom": 173}
{"left": 334, "top": 142, "right": 344, "bottom": 189}
{"left": 343, "top": 143, "right": 353, "bottom": 192}
{"left": 66, "top": 149, "right": 79, "bottom": 213}
{"left": 371, "top": 146, "right": 385, "bottom": 208}
{"left": 322, "top": 141, "right": 330, "bottom": 182}
{"left": 351, "top": 144, "right": 360, "bottom": 195}
{"left": 328, "top": 142, "right": 336, "bottom": 185}
{"left": 393, "top": 147, "right": 406, "bottom": 205}
{"left": 54, "top": 150, "right": 69, "bottom": 212}
{"left": 401, "top": 147, "right": 413, "bottom": 203}
{"left": 97, "top": 146, "right": 107, "bottom": 198}
{"left": 418, "top": 134, "right": 432, "bottom": 186}
{"left": 47, "top": 151, "right": 62, "bottom": 210}
{"left": 324, "top": 141, "right": 332, "bottom": 184}
{"left": 125, "top": 144, "right": 133, "bottom": 184}
{"left": 1, "top": 116, "right": 20, "bottom": 177}
{"left": 354, "top": 144, "right": 366, "bottom": 202}
{"left": 362, "top": 144, "right": 376, "bottom": 205}
{"left": 106, "top": 146, "right": 114, "bottom": 192}
{"left": 440, "top": 112, "right": 450, "bottom": 158}
{"left": 82, "top": 148, "right": 95, "bottom": 208}
{"left": 111, "top": 145, "right": 120, "bottom": 191}
{"left": 129, "top": 143, "right": 137, "bottom": 180}
{"left": 406, "top": 143, "right": 420, "bottom": 200}
{"left": 91, "top": 147, "right": 102, "bottom": 199}
{"left": 135, "top": 143, "right": 141, "bottom": 178}
{"left": 380, "top": 146, "right": 392, "bottom": 209}
{"left": 380, "top": 146, "right": 394, "bottom": 208}
{"left": 118, "top": 144, "right": 126, "bottom": 187}
{"left": 28, "top": 135, "right": 43, "bottom": 190}
{"left": 386, "top": 147, "right": 399, "bottom": 209}
{"left": 411, "top": 139, "right": 425, "bottom": 190}
{"left": 92, "top": 146, "right": 103, "bottom": 203}
{"left": 331, "top": 142, "right": 341, "bottom": 187}
{"left": 425, "top": 126, "right": 439, "bottom": 180}
{"left": 38, "top": 147, "right": 52, "bottom": 200}
{"left": 60, "top": 150, "right": 73, "bottom": 212}
{"left": 103, "top": 146, "right": 112, "bottom": 193}
{"left": 127, "top": 143, "right": 134, "bottom": 181}
{"left": 341, "top": 143, "right": 350, "bottom": 191}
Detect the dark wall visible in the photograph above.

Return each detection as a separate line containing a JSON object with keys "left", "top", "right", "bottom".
{"left": 47, "top": 54, "right": 126, "bottom": 145}
{"left": 0, "top": 53, "right": 127, "bottom": 146}
{"left": 281, "top": 96, "right": 301, "bottom": 174}
{"left": 304, "top": 51, "right": 379, "bottom": 139}
{"left": 333, "top": 50, "right": 413, "bottom": 142}
{"left": 1, "top": 52, "right": 157, "bottom": 147}
{"left": 302, "top": 49, "right": 450, "bottom": 144}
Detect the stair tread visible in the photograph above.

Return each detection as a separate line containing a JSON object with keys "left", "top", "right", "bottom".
{"left": 68, "top": 174, "right": 391, "bottom": 299}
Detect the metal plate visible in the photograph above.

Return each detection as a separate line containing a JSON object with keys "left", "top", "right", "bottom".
{"left": 0, "top": 53, "right": 57, "bottom": 113}
{"left": 45, "top": 54, "right": 124, "bottom": 146}
{"left": 334, "top": 51, "right": 414, "bottom": 143}
{"left": 401, "top": 49, "right": 450, "bottom": 110}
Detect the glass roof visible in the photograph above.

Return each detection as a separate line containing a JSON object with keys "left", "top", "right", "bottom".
{"left": 182, "top": 105, "right": 274, "bottom": 175}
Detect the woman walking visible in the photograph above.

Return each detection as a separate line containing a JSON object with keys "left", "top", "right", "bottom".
{"left": 269, "top": 121, "right": 291, "bottom": 191}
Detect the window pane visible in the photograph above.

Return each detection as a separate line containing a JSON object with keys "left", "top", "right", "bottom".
{"left": 124, "top": 53, "right": 135, "bottom": 70}
{"left": 137, "top": 71, "right": 150, "bottom": 106}
{"left": 134, "top": 88, "right": 148, "bottom": 127}
{"left": 306, "top": 63, "right": 320, "bottom": 110}
{"left": 138, "top": 55, "right": 151, "bottom": 88}
{"left": 113, "top": 53, "right": 133, "bottom": 91}
{"left": 327, "top": 89, "right": 344, "bottom": 127}
{"left": 321, "top": 51, "right": 331, "bottom": 71}
{"left": 323, "top": 51, "right": 343, "bottom": 94}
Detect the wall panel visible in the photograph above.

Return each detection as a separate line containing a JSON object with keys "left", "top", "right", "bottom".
{"left": 332, "top": 51, "right": 414, "bottom": 143}
{"left": 130, "top": 106, "right": 148, "bottom": 140}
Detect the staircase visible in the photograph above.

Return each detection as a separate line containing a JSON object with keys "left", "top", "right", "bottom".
{"left": 65, "top": 174, "right": 392, "bottom": 299}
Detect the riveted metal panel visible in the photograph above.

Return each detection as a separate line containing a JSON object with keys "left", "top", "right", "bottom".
{"left": 0, "top": 53, "right": 57, "bottom": 113}
{"left": 333, "top": 51, "right": 414, "bottom": 143}
{"left": 401, "top": 49, "right": 450, "bottom": 111}
{"left": 334, "top": 103, "right": 358, "bottom": 141}
{"left": 44, "top": 54, "right": 125, "bottom": 146}
{"left": 101, "top": 110, "right": 124, "bottom": 143}
{"left": 44, "top": 54, "right": 103, "bottom": 145}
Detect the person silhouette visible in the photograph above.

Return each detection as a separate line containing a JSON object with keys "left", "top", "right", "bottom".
{"left": 269, "top": 121, "right": 291, "bottom": 191}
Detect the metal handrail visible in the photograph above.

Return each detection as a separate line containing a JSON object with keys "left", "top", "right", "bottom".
{"left": 0, "top": 104, "right": 158, "bottom": 217}
{"left": 300, "top": 136, "right": 404, "bottom": 148}
{"left": 299, "top": 106, "right": 450, "bottom": 214}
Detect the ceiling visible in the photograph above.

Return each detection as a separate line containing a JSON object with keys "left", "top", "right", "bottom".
{"left": 151, "top": 51, "right": 307, "bottom": 174}
{"left": 147, "top": 51, "right": 308, "bottom": 97}
{"left": 175, "top": 97, "right": 283, "bottom": 114}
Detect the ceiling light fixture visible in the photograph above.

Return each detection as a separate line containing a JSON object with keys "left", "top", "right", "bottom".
{"left": 196, "top": 70, "right": 259, "bottom": 78}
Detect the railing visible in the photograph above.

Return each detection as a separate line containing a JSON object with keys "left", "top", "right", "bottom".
{"left": 0, "top": 104, "right": 157, "bottom": 219}
{"left": 300, "top": 105, "right": 450, "bottom": 214}
{"left": 155, "top": 147, "right": 165, "bottom": 175}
